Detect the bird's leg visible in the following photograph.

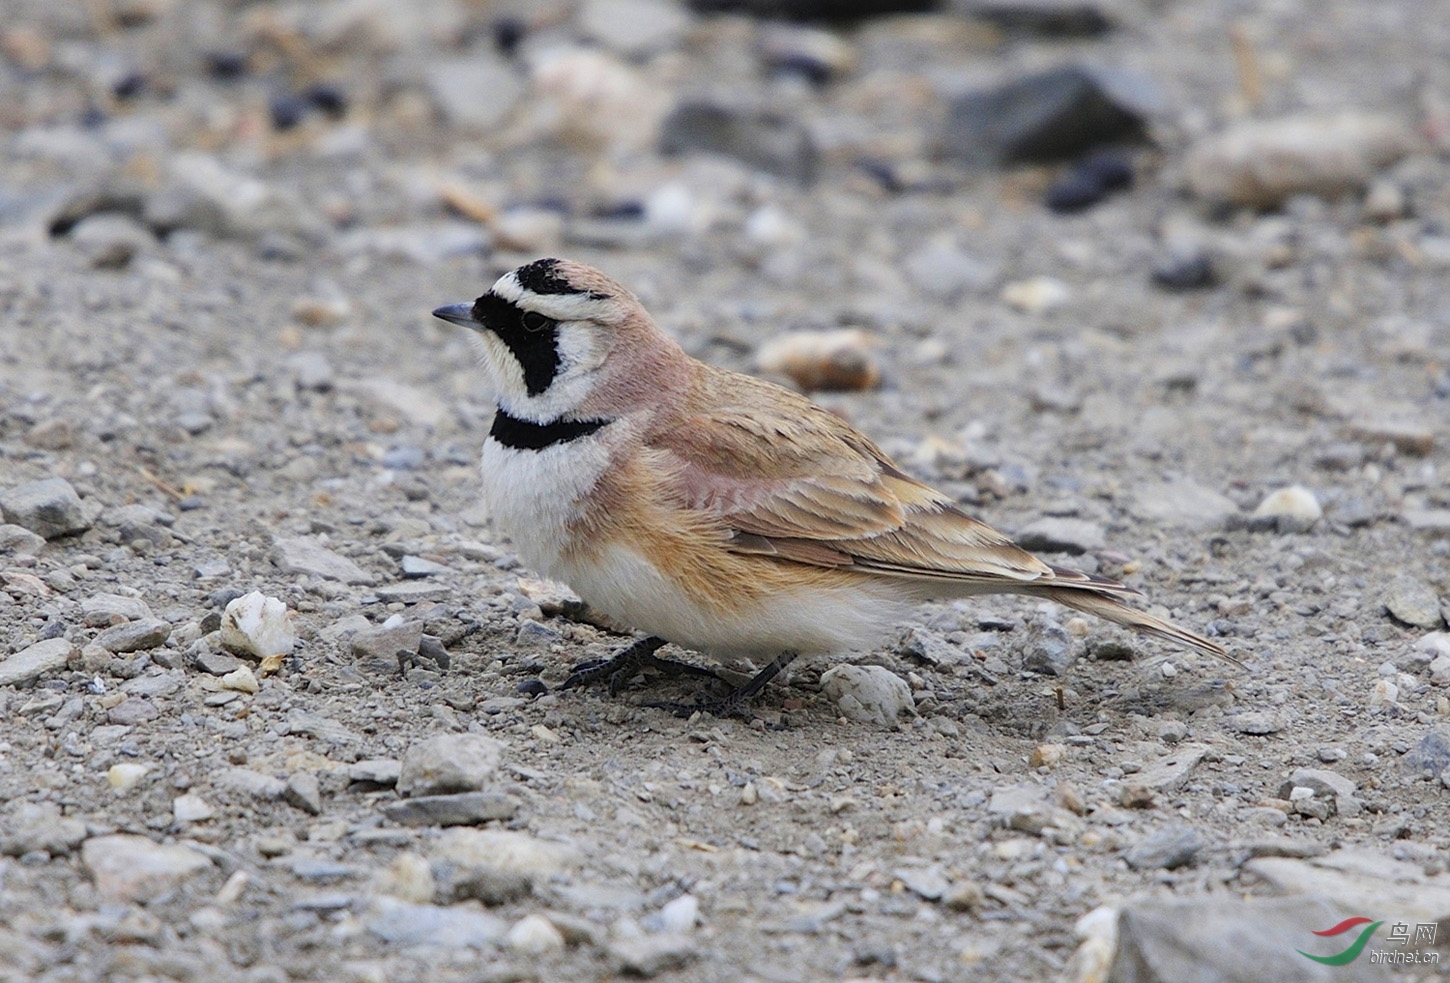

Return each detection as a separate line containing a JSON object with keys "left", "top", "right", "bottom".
{"left": 647, "top": 651, "right": 799, "bottom": 719}
{"left": 560, "top": 636, "right": 719, "bottom": 696}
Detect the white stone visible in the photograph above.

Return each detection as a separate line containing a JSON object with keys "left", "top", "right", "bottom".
{"left": 1253, "top": 485, "right": 1322, "bottom": 525}
{"left": 107, "top": 763, "right": 150, "bottom": 791}
{"left": 506, "top": 913, "right": 566, "bottom": 955}
{"left": 173, "top": 794, "right": 215, "bottom": 823}
{"left": 819, "top": 665, "right": 915, "bottom": 725}
{"left": 220, "top": 666, "right": 259, "bottom": 694}
{"left": 1001, "top": 276, "right": 1071, "bottom": 314}
{"left": 220, "top": 591, "right": 295, "bottom": 659}
{"left": 1370, "top": 679, "right": 1398, "bottom": 706}
{"left": 578, "top": 0, "right": 690, "bottom": 57}
{"left": 659, "top": 894, "right": 698, "bottom": 933}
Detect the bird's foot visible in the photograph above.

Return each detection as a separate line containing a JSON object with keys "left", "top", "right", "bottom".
{"left": 560, "top": 636, "right": 718, "bottom": 696}
{"left": 645, "top": 652, "right": 798, "bottom": 719}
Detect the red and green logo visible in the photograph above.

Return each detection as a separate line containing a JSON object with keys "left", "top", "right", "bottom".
{"left": 1297, "top": 917, "right": 1383, "bottom": 966}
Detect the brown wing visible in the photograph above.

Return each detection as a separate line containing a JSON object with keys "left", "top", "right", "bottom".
{"left": 653, "top": 370, "right": 1058, "bottom": 586}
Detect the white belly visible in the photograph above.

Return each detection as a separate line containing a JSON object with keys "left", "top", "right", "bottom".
{"left": 555, "top": 543, "right": 912, "bottom": 659}
{"left": 479, "top": 436, "right": 612, "bottom": 578}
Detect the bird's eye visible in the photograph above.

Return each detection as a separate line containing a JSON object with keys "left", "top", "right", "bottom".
{"left": 520, "top": 311, "right": 553, "bottom": 333}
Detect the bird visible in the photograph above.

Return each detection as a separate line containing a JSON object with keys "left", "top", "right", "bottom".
{"left": 433, "top": 258, "right": 1237, "bottom": 717}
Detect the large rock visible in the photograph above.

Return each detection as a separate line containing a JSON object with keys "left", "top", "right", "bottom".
{"left": 0, "top": 478, "right": 91, "bottom": 539}
{"left": 819, "top": 665, "right": 915, "bottom": 725}
{"left": 943, "top": 64, "right": 1162, "bottom": 166}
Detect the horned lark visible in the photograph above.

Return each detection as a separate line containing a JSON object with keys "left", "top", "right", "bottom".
{"left": 434, "top": 258, "right": 1236, "bottom": 716}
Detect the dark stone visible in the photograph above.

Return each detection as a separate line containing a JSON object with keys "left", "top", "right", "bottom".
{"left": 1123, "top": 825, "right": 1204, "bottom": 870}
{"left": 205, "top": 52, "right": 248, "bottom": 80}
{"left": 964, "top": 0, "right": 1113, "bottom": 37}
{"left": 112, "top": 73, "right": 147, "bottom": 100}
{"left": 302, "top": 84, "right": 347, "bottom": 118}
{"left": 943, "top": 64, "right": 1161, "bottom": 166}
{"left": 1022, "top": 621, "right": 1075, "bottom": 676}
{"left": 517, "top": 678, "right": 548, "bottom": 697}
{"left": 1403, "top": 730, "right": 1450, "bottom": 781}
{"left": 660, "top": 100, "right": 817, "bottom": 184}
{"left": 269, "top": 94, "right": 308, "bottom": 131}
{"left": 491, "top": 16, "right": 526, "bottom": 56}
{"left": 1152, "top": 250, "right": 1218, "bottom": 291}
{"left": 380, "top": 792, "right": 520, "bottom": 827}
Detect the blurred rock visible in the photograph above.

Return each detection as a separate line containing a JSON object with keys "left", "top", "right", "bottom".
{"left": 1184, "top": 113, "right": 1417, "bottom": 209}
{"left": 529, "top": 48, "right": 666, "bottom": 151}
{"left": 686, "top": 0, "right": 937, "bottom": 18}
{"left": 578, "top": 0, "right": 691, "bottom": 57}
{"left": 429, "top": 828, "right": 581, "bottom": 904}
{"left": 757, "top": 329, "right": 880, "bottom": 391}
{"left": 0, "top": 477, "right": 90, "bottom": 539}
{"left": 0, "top": 524, "right": 46, "bottom": 555}
{"left": 1001, "top": 275, "right": 1070, "bottom": 313}
{"left": 902, "top": 239, "right": 998, "bottom": 299}
{"left": 660, "top": 99, "right": 817, "bottom": 184}
{"left": 1130, "top": 479, "right": 1237, "bottom": 531}
{"left": 760, "top": 24, "right": 858, "bottom": 84}
{"left": 382, "top": 792, "right": 520, "bottom": 827}
{"left": 609, "top": 934, "right": 699, "bottom": 977}
{"left": 1014, "top": 517, "right": 1105, "bottom": 554}
{"left": 69, "top": 212, "right": 154, "bottom": 268}
{"left": 1151, "top": 248, "right": 1218, "bottom": 291}
{"left": 82, "top": 835, "right": 212, "bottom": 903}
{"left": 424, "top": 57, "right": 523, "bottom": 132}
{"left": 146, "top": 153, "right": 326, "bottom": 243}
{"left": 962, "top": 0, "right": 1113, "bottom": 36}
{"left": 1044, "top": 149, "right": 1134, "bottom": 212}
{"left": 367, "top": 898, "right": 506, "bottom": 948}
{"left": 943, "top": 64, "right": 1161, "bottom": 165}
{"left": 1123, "top": 825, "right": 1204, "bottom": 870}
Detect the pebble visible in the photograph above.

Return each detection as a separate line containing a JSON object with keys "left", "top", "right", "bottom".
{"left": 1370, "top": 679, "right": 1399, "bottom": 707}
{"left": 94, "top": 618, "right": 171, "bottom": 653}
{"left": 108, "top": 762, "right": 150, "bottom": 791}
{"left": 350, "top": 618, "right": 423, "bottom": 670}
{"left": 424, "top": 57, "right": 522, "bottom": 132}
{"left": 271, "top": 537, "right": 374, "bottom": 584}
{"left": 1362, "top": 179, "right": 1407, "bottom": 221}
{"left": 1001, "top": 276, "right": 1071, "bottom": 314}
{"left": 429, "top": 829, "right": 580, "bottom": 904}
{"left": 1349, "top": 418, "right": 1434, "bottom": 455}
{"left": 608, "top": 934, "right": 699, "bottom": 977}
{"left": 191, "top": 646, "right": 242, "bottom": 676}
{"left": 1184, "top": 113, "right": 1416, "bottom": 208}
{"left": 1012, "top": 517, "right": 1105, "bottom": 555}
{"left": 367, "top": 897, "right": 507, "bottom": 948}
{"left": 215, "top": 767, "right": 287, "bottom": 801}
{"left": 173, "top": 794, "right": 215, "bottom": 823}
{"left": 1123, "top": 825, "right": 1204, "bottom": 870}
{"left": 400, "top": 555, "right": 450, "bottom": 578}
{"left": 506, "top": 913, "right": 567, "bottom": 955}
{"left": 1403, "top": 508, "right": 1450, "bottom": 534}
{"left": 943, "top": 64, "right": 1160, "bottom": 165}
{"left": 284, "top": 772, "right": 323, "bottom": 815}
{"left": 1276, "top": 768, "right": 1361, "bottom": 817}
{"left": 578, "top": 0, "right": 691, "bottom": 57}
{"left": 381, "top": 792, "right": 521, "bottom": 827}
{"left": 658, "top": 894, "right": 699, "bottom": 933}
{"left": 69, "top": 212, "right": 154, "bottom": 268}
{"left": 0, "top": 637, "right": 77, "bottom": 687}
{"left": 350, "top": 758, "right": 402, "bottom": 786}
{"left": 1023, "top": 621, "right": 1075, "bottom": 676}
{"left": 220, "top": 592, "right": 295, "bottom": 658}
{"left": 0, "top": 523, "right": 46, "bottom": 555}
{"left": 1129, "top": 478, "right": 1238, "bottom": 531}
{"left": 0, "top": 802, "right": 88, "bottom": 857}
{"left": 220, "top": 666, "right": 259, "bottom": 693}
{"left": 1251, "top": 485, "right": 1322, "bottom": 533}
{"left": 902, "top": 240, "right": 998, "bottom": 300}
{"left": 0, "top": 477, "right": 91, "bottom": 539}
{"left": 756, "top": 330, "right": 881, "bottom": 391}
{"left": 819, "top": 665, "right": 915, "bottom": 725}
{"left": 1384, "top": 575, "right": 1444, "bottom": 629}
{"left": 397, "top": 733, "right": 506, "bottom": 797}
{"left": 1226, "top": 711, "right": 1286, "bottom": 735}
{"left": 82, "top": 834, "right": 212, "bottom": 903}
{"left": 374, "top": 581, "right": 451, "bottom": 603}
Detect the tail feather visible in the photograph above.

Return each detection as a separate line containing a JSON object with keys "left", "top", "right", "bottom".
{"left": 1035, "top": 585, "right": 1241, "bottom": 667}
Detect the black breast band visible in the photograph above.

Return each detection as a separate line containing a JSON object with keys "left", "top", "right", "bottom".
{"left": 488, "top": 408, "right": 610, "bottom": 450}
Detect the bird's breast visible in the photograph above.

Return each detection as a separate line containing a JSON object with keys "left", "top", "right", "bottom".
{"left": 478, "top": 432, "right": 613, "bottom": 576}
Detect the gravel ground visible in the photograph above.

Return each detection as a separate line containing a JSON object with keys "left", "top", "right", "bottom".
{"left": 2, "top": 1, "right": 1450, "bottom": 981}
